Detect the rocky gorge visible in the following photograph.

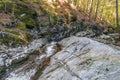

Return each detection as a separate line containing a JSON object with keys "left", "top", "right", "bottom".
{"left": 0, "top": 1, "right": 120, "bottom": 80}
{"left": 0, "top": 34, "right": 120, "bottom": 80}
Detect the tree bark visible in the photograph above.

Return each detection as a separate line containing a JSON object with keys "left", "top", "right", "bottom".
{"left": 89, "top": 0, "right": 93, "bottom": 20}
{"left": 94, "top": 0, "right": 100, "bottom": 20}
{"left": 116, "top": 0, "right": 119, "bottom": 28}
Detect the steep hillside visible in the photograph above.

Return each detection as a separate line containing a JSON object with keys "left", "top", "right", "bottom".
{"left": 0, "top": 0, "right": 119, "bottom": 47}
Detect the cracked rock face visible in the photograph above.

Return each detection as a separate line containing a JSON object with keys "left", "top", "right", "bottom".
{"left": 0, "top": 38, "right": 48, "bottom": 79}
{"left": 39, "top": 36, "right": 120, "bottom": 80}
{"left": 0, "top": 38, "right": 47, "bottom": 67}
{"left": 1, "top": 36, "right": 120, "bottom": 80}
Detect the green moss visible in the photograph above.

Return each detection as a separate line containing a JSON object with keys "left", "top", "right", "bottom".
{"left": 16, "top": 22, "right": 26, "bottom": 30}
{"left": 0, "top": 29, "right": 30, "bottom": 46}
{"left": 4, "top": 2, "right": 38, "bottom": 29}
{"left": 22, "top": 16, "right": 36, "bottom": 28}
{"left": 4, "top": 29, "right": 20, "bottom": 35}
{"left": 0, "top": 66, "right": 6, "bottom": 76}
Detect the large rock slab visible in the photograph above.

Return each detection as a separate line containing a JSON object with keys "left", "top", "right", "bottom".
{"left": 39, "top": 36, "right": 120, "bottom": 80}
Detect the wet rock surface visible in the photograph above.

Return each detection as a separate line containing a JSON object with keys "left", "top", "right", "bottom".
{"left": 0, "top": 38, "right": 61, "bottom": 80}
{"left": 1, "top": 54, "right": 50, "bottom": 80}
{"left": 0, "top": 38, "right": 48, "bottom": 77}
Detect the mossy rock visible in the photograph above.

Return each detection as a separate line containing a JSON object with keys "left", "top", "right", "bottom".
{"left": 10, "top": 56, "right": 29, "bottom": 68}
{"left": 0, "top": 29, "right": 31, "bottom": 46}
{"left": 9, "top": 50, "right": 37, "bottom": 68}
{"left": 16, "top": 22, "right": 26, "bottom": 30}
{"left": 6, "top": 2, "right": 38, "bottom": 29}
{"left": 22, "top": 16, "right": 37, "bottom": 29}
{"left": 108, "top": 25, "right": 116, "bottom": 33}
{"left": 0, "top": 66, "right": 6, "bottom": 76}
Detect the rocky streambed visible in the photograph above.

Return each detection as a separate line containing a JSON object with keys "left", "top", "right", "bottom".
{"left": 0, "top": 35, "right": 120, "bottom": 80}
{"left": 0, "top": 38, "right": 48, "bottom": 79}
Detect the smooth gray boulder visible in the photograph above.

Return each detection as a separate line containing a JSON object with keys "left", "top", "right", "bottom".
{"left": 39, "top": 36, "right": 120, "bottom": 80}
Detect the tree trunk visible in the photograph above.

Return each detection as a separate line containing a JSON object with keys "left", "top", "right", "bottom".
{"left": 116, "top": 0, "right": 119, "bottom": 28}
{"left": 99, "top": 1, "right": 105, "bottom": 19}
{"left": 4, "top": 2, "right": 7, "bottom": 12}
{"left": 94, "top": 0, "right": 100, "bottom": 20}
{"left": 89, "top": 0, "right": 93, "bottom": 20}
{"left": 85, "top": 0, "right": 89, "bottom": 13}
